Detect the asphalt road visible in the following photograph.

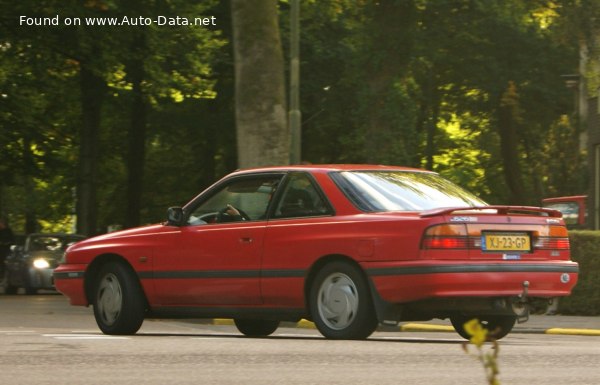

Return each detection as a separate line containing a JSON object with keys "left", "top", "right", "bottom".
{"left": 1, "top": 294, "right": 599, "bottom": 385}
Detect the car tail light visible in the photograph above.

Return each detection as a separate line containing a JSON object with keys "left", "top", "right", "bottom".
{"left": 421, "top": 224, "right": 473, "bottom": 249}
{"left": 534, "top": 226, "right": 570, "bottom": 250}
{"left": 422, "top": 224, "right": 570, "bottom": 252}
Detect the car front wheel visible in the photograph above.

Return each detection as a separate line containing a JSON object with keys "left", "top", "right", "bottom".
{"left": 309, "top": 261, "right": 378, "bottom": 340}
{"left": 451, "top": 315, "right": 517, "bottom": 340}
{"left": 234, "top": 319, "right": 280, "bottom": 337}
{"left": 2, "top": 272, "right": 18, "bottom": 295}
{"left": 93, "top": 262, "right": 145, "bottom": 335}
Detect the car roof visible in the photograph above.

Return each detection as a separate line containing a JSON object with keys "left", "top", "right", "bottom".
{"left": 229, "top": 164, "right": 431, "bottom": 176}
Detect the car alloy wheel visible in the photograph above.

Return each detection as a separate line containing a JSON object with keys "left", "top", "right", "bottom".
{"left": 310, "top": 261, "right": 378, "bottom": 340}
{"left": 317, "top": 272, "right": 359, "bottom": 330}
{"left": 93, "top": 262, "right": 145, "bottom": 335}
{"left": 96, "top": 273, "right": 122, "bottom": 326}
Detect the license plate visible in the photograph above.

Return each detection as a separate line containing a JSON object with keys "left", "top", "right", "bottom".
{"left": 481, "top": 232, "right": 531, "bottom": 253}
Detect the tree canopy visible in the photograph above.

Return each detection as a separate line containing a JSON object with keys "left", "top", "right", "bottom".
{"left": 0, "top": 0, "right": 594, "bottom": 234}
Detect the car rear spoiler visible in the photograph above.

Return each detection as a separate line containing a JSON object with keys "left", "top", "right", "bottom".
{"left": 420, "top": 205, "right": 563, "bottom": 218}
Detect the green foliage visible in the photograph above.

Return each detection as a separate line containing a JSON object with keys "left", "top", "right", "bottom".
{"left": 559, "top": 231, "right": 600, "bottom": 315}
{"left": 0, "top": 0, "right": 229, "bottom": 233}
{"left": 0, "top": 0, "right": 591, "bottom": 233}
{"left": 462, "top": 319, "right": 501, "bottom": 385}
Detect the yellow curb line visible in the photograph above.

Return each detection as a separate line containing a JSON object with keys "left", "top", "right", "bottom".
{"left": 211, "top": 319, "right": 600, "bottom": 336}
{"left": 213, "top": 318, "right": 234, "bottom": 326}
{"left": 400, "top": 323, "right": 455, "bottom": 332}
{"left": 297, "top": 319, "right": 316, "bottom": 329}
{"left": 545, "top": 328, "right": 600, "bottom": 336}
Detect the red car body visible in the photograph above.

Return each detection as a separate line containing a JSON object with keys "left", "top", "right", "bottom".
{"left": 54, "top": 165, "right": 578, "bottom": 340}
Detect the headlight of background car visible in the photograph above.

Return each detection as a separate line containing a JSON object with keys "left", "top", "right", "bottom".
{"left": 33, "top": 258, "right": 51, "bottom": 269}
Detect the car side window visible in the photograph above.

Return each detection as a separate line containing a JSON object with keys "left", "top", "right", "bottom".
{"left": 187, "top": 176, "right": 281, "bottom": 225}
{"left": 273, "top": 173, "right": 331, "bottom": 219}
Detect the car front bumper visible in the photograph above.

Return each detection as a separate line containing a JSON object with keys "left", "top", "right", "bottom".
{"left": 53, "top": 264, "right": 88, "bottom": 305}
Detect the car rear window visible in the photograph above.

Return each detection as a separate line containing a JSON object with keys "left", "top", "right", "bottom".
{"left": 332, "top": 170, "right": 487, "bottom": 212}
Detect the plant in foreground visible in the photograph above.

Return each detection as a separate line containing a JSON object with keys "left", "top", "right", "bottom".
{"left": 462, "top": 319, "right": 501, "bottom": 385}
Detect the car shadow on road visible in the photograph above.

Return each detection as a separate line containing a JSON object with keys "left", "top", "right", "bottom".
{"left": 132, "top": 331, "right": 464, "bottom": 345}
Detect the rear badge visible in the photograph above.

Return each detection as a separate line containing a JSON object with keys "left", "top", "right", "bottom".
{"left": 450, "top": 216, "right": 478, "bottom": 223}
{"left": 560, "top": 273, "right": 570, "bottom": 284}
{"left": 502, "top": 254, "right": 521, "bottom": 260}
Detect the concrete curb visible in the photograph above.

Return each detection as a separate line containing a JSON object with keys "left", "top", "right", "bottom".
{"left": 212, "top": 318, "right": 600, "bottom": 337}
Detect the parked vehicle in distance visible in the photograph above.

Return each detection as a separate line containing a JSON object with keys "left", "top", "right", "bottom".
{"left": 54, "top": 165, "right": 579, "bottom": 340}
{"left": 4, "top": 233, "right": 86, "bottom": 294}
{"left": 542, "top": 195, "right": 587, "bottom": 229}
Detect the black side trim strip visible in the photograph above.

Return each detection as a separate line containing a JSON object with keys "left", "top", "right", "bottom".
{"left": 366, "top": 263, "right": 579, "bottom": 276}
{"left": 53, "top": 271, "right": 85, "bottom": 279}
{"left": 261, "top": 269, "right": 306, "bottom": 278}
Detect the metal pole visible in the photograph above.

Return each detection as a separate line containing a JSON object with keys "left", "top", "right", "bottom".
{"left": 289, "top": 0, "right": 301, "bottom": 164}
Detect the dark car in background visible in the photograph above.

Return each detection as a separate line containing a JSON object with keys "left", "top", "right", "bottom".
{"left": 3, "top": 233, "right": 86, "bottom": 294}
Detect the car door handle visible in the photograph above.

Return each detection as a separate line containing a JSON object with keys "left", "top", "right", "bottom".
{"left": 240, "top": 237, "right": 253, "bottom": 243}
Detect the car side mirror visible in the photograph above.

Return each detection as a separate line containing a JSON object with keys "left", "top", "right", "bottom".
{"left": 166, "top": 207, "right": 185, "bottom": 226}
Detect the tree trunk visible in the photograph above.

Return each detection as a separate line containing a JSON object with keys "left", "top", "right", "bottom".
{"left": 231, "top": 0, "right": 289, "bottom": 167}
{"left": 497, "top": 82, "right": 526, "bottom": 204}
{"left": 76, "top": 65, "right": 104, "bottom": 236}
{"left": 22, "top": 137, "right": 38, "bottom": 234}
{"left": 124, "top": 32, "right": 147, "bottom": 229}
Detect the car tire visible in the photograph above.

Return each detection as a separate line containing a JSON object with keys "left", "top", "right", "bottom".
{"left": 234, "top": 319, "right": 280, "bottom": 337}
{"left": 450, "top": 315, "right": 517, "bottom": 340}
{"left": 24, "top": 276, "right": 37, "bottom": 295}
{"left": 24, "top": 287, "right": 37, "bottom": 295}
{"left": 93, "top": 262, "right": 145, "bottom": 335}
{"left": 309, "top": 261, "right": 378, "bottom": 340}
{"left": 2, "top": 272, "right": 18, "bottom": 295}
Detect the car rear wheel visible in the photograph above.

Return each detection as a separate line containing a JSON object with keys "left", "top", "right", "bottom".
{"left": 93, "top": 262, "right": 145, "bottom": 335}
{"left": 451, "top": 315, "right": 517, "bottom": 340}
{"left": 309, "top": 261, "right": 378, "bottom": 340}
{"left": 234, "top": 319, "right": 280, "bottom": 337}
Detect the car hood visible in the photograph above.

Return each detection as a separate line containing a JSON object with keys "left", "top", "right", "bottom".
{"left": 68, "top": 223, "right": 170, "bottom": 251}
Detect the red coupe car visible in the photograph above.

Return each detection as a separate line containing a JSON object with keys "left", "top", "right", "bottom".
{"left": 54, "top": 165, "right": 578, "bottom": 340}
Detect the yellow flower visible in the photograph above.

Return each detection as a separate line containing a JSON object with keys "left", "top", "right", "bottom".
{"left": 464, "top": 318, "right": 488, "bottom": 347}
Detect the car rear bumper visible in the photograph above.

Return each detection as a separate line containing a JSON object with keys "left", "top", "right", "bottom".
{"left": 53, "top": 264, "right": 88, "bottom": 306}
{"left": 364, "top": 260, "right": 579, "bottom": 303}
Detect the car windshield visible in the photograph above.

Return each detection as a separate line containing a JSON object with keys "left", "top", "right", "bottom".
{"left": 27, "top": 235, "right": 85, "bottom": 252}
{"left": 333, "top": 170, "right": 487, "bottom": 212}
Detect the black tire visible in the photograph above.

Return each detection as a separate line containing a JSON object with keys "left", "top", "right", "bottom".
{"left": 24, "top": 275, "right": 37, "bottom": 295}
{"left": 24, "top": 286, "right": 38, "bottom": 295}
{"left": 451, "top": 315, "right": 517, "bottom": 340}
{"left": 309, "top": 261, "right": 378, "bottom": 340}
{"left": 2, "top": 271, "right": 18, "bottom": 295}
{"left": 234, "top": 319, "right": 280, "bottom": 337}
{"left": 93, "top": 262, "right": 145, "bottom": 335}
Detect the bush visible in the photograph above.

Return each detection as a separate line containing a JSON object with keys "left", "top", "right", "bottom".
{"left": 558, "top": 231, "right": 600, "bottom": 315}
